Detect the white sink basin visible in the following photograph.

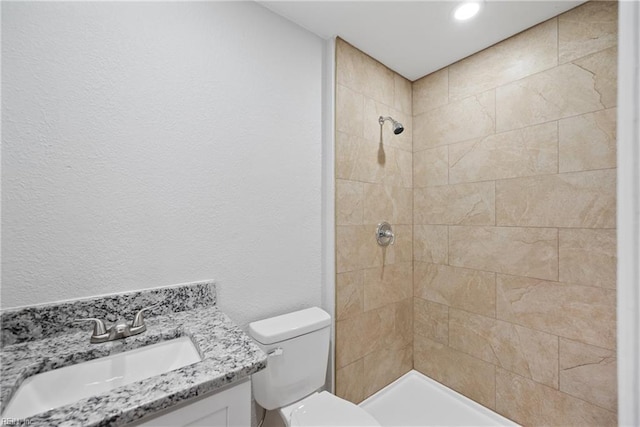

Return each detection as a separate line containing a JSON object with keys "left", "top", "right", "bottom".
{"left": 2, "top": 336, "right": 202, "bottom": 419}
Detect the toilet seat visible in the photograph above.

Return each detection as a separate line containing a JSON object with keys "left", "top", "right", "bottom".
{"left": 281, "top": 391, "right": 382, "bottom": 427}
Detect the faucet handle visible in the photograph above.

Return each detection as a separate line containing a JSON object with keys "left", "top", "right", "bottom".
{"left": 75, "top": 318, "right": 108, "bottom": 337}
{"left": 131, "top": 303, "right": 160, "bottom": 328}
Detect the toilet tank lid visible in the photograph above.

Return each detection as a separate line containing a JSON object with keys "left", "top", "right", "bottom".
{"left": 249, "top": 307, "right": 331, "bottom": 345}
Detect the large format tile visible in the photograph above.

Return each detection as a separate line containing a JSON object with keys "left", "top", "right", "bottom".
{"left": 560, "top": 338, "right": 617, "bottom": 412}
{"left": 449, "top": 309, "right": 558, "bottom": 388}
{"left": 449, "top": 122, "right": 558, "bottom": 184}
{"left": 413, "top": 224, "right": 448, "bottom": 264}
{"left": 414, "top": 90, "right": 495, "bottom": 150}
{"left": 449, "top": 226, "right": 558, "bottom": 280}
{"left": 496, "top": 54, "right": 611, "bottom": 132}
{"left": 413, "top": 146, "right": 448, "bottom": 188}
{"left": 363, "top": 263, "right": 413, "bottom": 311}
{"left": 496, "top": 369, "right": 616, "bottom": 426}
{"left": 414, "top": 181, "right": 495, "bottom": 225}
{"left": 336, "top": 270, "right": 364, "bottom": 321}
{"left": 335, "top": 298, "right": 412, "bottom": 368}
{"left": 394, "top": 74, "right": 412, "bottom": 115}
{"left": 380, "top": 224, "right": 412, "bottom": 266}
{"left": 336, "top": 225, "right": 382, "bottom": 273}
{"left": 414, "top": 336, "right": 496, "bottom": 410}
{"left": 363, "top": 183, "right": 413, "bottom": 225}
{"left": 559, "top": 228, "right": 616, "bottom": 289}
{"left": 343, "top": 138, "right": 412, "bottom": 188}
{"left": 336, "top": 359, "right": 364, "bottom": 404}
{"left": 559, "top": 1, "right": 618, "bottom": 63}
{"left": 414, "top": 262, "right": 496, "bottom": 317}
{"left": 336, "top": 179, "right": 363, "bottom": 225}
{"left": 363, "top": 344, "right": 413, "bottom": 399}
{"left": 497, "top": 274, "right": 616, "bottom": 349}
{"left": 496, "top": 169, "right": 616, "bottom": 228}
{"left": 336, "top": 38, "right": 394, "bottom": 107}
{"left": 559, "top": 108, "right": 617, "bottom": 172}
{"left": 449, "top": 19, "right": 558, "bottom": 101}
{"left": 336, "top": 84, "right": 364, "bottom": 137}
{"left": 414, "top": 297, "right": 448, "bottom": 345}
{"left": 573, "top": 46, "right": 617, "bottom": 109}
{"left": 412, "top": 68, "right": 448, "bottom": 116}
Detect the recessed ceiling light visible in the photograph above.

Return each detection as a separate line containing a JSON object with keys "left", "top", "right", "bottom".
{"left": 453, "top": 2, "right": 481, "bottom": 21}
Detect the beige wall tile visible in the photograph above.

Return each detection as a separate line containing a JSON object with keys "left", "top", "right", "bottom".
{"left": 573, "top": 46, "right": 617, "bottom": 108}
{"left": 336, "top": 38, "right": 394, "bottom": 106}
{"left": 382, "top": 224, "right": 413, "bottom": 265}
{"left": 364, "top": 262, "right": 413, "bottom": 311}
{"left": 412, "top": 67, "right": 448, "bottom": 116}
{"left": 496, "top": 169, "right": 616, "bottom": 228}
{"left": 560, "top": 338, "right": 617, "bottom": 412}
{"left": 335, "top": 359, "right": 364, "bottom": 404}
{"left": 414, "top": 181, "right": 495, "bottom": 225}
{"left": 413, "top": 224, "right": 448, "bottom": 264}
{"left": 449, "top": 122, "right": 558, "bottom": 184}
{"left": 496, "top": 368, "right": 616, "bottom": 426}
{"left": 559, "top": 1, "right": 618, "bottom": 64}
{"left": 336, "top": 180, "right": 363, "bottom": 225}
{"left": 497, "top": 274, "right": 616, "bottom": 349}
{"left": 336, "top": 299, "right": 412, "bottom": 368}
{"left": 336, "top": 131, "right": 360, "bottom": 180}
{"left": 414, "top": 297, "right": 448, "bottom": 345}
{"left": 559, "top": 228, "right": 616, "bottom": 289}
{"left": 349, "top": 139, "right": 412, "bottom": 188}
{"left": 414, "top": 262, "right": 496, "bottom": 317}
{"left": 449, "top": 19, "right": 558, "bottom": 101}
{"left": 449, "top": 309, "right": 559, "bottom": 388}
{"left": 414, "top": 90, "right": 495, "bottom": 151}
{"left": 336, "top": 225, "right": 381, "bottom": 273}
{"left": 496, "top": 60, "right": 608, "bottom": 132}
{"left": 415, "top": 336, "right": 496, "bottom": 409}
{"left": 386, "top": 297, "right": 414, "bottom": 350}
{"left": 559, "top": 108, "right": 617, "bottom": 172}
{"left": 336, "top": 38, "right": 364, "bottom": 92}
{"left": 336, "top": 84, "right": 364, "bottom": 137}
{"left": 395, "top": 148, "right": 413, "bottom": 188}
{"left": 449, "top": 226, "right": 558, "bottom": 280}
{"left": 394, "top": 74, "right": 412, "bottom": 115}
{"left": 414, "top": 146, "right": 448, "bottom": 188}
{"left": 363, "top": 183, "right": 412, "bottom": 225}
{"left": 337, "top": 270, "right": 364, "bottom": 321}
{"left": 363, "top": 344, "right": 413, "bottom": 399}
{"left": 364, "top": 97, "right": 412, "bottom": 152}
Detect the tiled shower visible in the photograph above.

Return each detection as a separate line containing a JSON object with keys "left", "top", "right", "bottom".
{"left": 335, "top": 1, "right": 618, "bottom": 425}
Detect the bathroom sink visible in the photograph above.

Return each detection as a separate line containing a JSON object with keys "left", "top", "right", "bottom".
{"left": 2, "top": 336, "right": 202, "bottom": 419}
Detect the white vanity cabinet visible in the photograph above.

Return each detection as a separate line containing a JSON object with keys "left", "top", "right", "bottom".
{"left": 133, "top": 378, "right": 250, "bottom": 427}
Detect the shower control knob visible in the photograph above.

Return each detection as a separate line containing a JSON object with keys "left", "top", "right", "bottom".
{"left": 376, "top": 222, "right": 395, "bottom": 247}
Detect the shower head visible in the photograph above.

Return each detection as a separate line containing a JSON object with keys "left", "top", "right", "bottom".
{"left": 379, "top": 116, "right": 404, "bottom": 135}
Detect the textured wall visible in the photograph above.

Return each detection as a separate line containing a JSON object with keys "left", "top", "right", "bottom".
{"left": 334, "top": 39, "right": 413, "bottom": 403}
{"left": 1, "top": 2, "right": 324, "bottom": 329}
{"left": 412, "top": 2, "right": 618, "bottom": 425}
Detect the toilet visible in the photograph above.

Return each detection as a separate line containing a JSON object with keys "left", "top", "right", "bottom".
{"left": 249, "top": 307, "right": 381, "bottom": 427}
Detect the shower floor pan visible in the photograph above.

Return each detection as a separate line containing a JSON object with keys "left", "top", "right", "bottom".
{"left": 359, "top": 370, "right": 519, "bottom": 427}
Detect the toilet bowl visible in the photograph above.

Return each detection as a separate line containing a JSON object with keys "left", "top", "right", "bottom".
{"left": 249, "top": 307, "right": 381, "bottom": 427}
{"left": 281, "top": 391, "right": 381, "bottom": 427}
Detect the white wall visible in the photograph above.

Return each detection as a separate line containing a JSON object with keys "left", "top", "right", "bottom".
{"left": 1, "top": 1, "right": 324, "bottom": 328}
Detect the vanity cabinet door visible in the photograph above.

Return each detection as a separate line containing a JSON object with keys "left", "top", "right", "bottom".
{"left": 134, "top": 378, "right": 250, "bottom": 427}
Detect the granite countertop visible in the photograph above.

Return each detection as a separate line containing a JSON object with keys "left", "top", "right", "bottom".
{"left": 0, "top": 282, "right": 267, "bottom": 426}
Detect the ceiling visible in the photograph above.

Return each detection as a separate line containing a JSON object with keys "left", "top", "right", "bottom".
{"left": 259, "top": 1, "right": 585, "bottom": 81}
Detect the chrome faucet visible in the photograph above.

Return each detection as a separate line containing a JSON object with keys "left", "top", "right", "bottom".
{"left": 76, "top": 304, "right": 158, "bottom": 344}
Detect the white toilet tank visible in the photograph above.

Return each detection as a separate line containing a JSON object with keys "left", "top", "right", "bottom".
{"left": 249, "top": 307, "right": 331, "bottom": 410}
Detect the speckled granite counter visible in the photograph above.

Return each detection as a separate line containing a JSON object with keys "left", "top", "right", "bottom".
{"left": 0, "top": 282, "right": 267, "bottom": 426}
